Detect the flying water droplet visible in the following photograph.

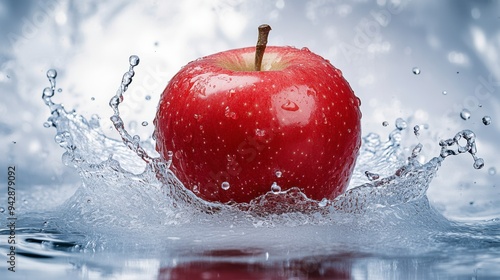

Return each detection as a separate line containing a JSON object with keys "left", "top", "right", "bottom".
{"left": 460, "top": 109, "right": 471, "bottom": 120}
{"left": 0, "top": 207, "right": 4, "bottom": 213}
{"left": 46, "top": 69, "right": 57, "bottom": 79}
{"left": 221, "top": 181, "right": 230, "bottom": 190}
{"left": 145, "top": 95, "right": 151, "bottom": 101}
{"left": 364, "top": 171, "right": 380, "bottom": 181}
{"left": 482, "top": 116, "right": 491, "bottom": 125}
{"left": 442, "top": 90, "right": 447, "bottom": 95}
{"left": 141, "top": 121, "right": 148, "bottom": 126}
{"left": 271, "top": 182, "right": 281, "bottom": 193}
{"left": 281, "top": 100, "right": 299, "bottom": 111}
{"left": 473, "top": 157, "right": 484, "bottom": 169}
{"left": 395, "top": 118, "right": 407, "bottom": 130}
{"left": 129, "top": 55, "right": 140, "bottom": 66}
{"left": 413, "top": 125, "right": 421, "bottom": 136}
{"left": 412, "top": 67, "right": 421, "bottom": 75}
{"left": 382, "top": 121, "right": 389, "bottom": 127}
{"left": 411, "top": 143, "right": 423, "bottom": 159}
{"left": 42, "top": 87, "right": 54, "bottom": 98}
{"left": 488, "top": 167, "right": 496, "bottom": 175}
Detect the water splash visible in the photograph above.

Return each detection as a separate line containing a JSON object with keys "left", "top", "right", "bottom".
{"left": 40, "top": 56, "right": 486, "bottom": 229}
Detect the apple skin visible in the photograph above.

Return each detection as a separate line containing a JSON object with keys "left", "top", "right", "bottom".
{"left": 153, "top": 46, "right": 361, "bottom": 204}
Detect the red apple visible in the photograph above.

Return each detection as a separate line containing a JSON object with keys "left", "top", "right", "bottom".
{"left": 154, "top": 32, "right": 361, "bottom": 204}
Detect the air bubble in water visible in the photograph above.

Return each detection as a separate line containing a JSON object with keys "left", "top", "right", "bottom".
{"left": 412, "top": 67, "right": 421, "bottom": 75}
{"left": 0, "top": 207, "right": 4, "bottom": 213}
{"left": 275, "top": 170, "right": 282, "bottom": 178}
{"left": 221, "top": 181, "right": 230, "bottom": 190}
{"left": 460, "top": 109, "right": 471, "bottom": 120}
{"left": 193, "top": 185, "right": 200, "bottom": 193}
{"left": 482, "top": 116, "right": 491, "bottom": 125}
{"left": 488, "top": 167, "right": 496, "bottom": 175}
{"left": 364, "top": 171, "right": 380, "bottom": 181}
{"left": 318, "top": 198, "right": 328, "bottom": 207}
{"left": 395, "top": 118, "right": 407, "bottom": 130}
{"left": 271, "top": 182, "right": 281, "bottom": 193}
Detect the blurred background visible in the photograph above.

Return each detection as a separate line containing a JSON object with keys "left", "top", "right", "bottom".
{"left": 1, "top": 0, "right": 499, "bottom": 219}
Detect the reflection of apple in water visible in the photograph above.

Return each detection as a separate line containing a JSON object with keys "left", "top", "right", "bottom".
{"left": 154, "top": 24, "right": 361, "bottom": 203}
{"left": 157, "top": 249, "right": 352, "bottom": 280}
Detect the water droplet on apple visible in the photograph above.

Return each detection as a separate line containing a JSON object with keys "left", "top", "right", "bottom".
{"left": 488, "top": 167, "right": 496, "bottom": 175}
{"left": 224, "top": 106, "right": 238, "bottom": 119}
{"left": 281, "top": 100, "right": 299, "bottom": 111}
{"left": 193, "top": 185, "right": 200, "bottom": 193}
{"left": 482, "top": 116, "right": 491, "bottom": 125}
{"left": 271, "top": 182, "right": 281, "bottom": 193}
{"left": 395, "top": 118, "right": 407, "bottom": 130}
{"left": 382, "top": 121, "right": 389, "bottom": 127}
{"left": 364, "top": 171, "right": 380, "bottom": 181}
{"left": 183, "top": 134, "right": 193, "bottom": 143}
{"left": 301, "top": 47, "right": 311, "bottom": 52}
{"left": 318, "top": 198, "right": 328, "bottom": 207}
{"left": 221, "top": 181, "right": 230, "bottom": 190}
{"left": 255, "top": 129, "right": 266, "bottom": 137}
{"left": 412, "top": 67, "right": 421, "bottom": 75}
{"left": 275, "top": 170, "right": 282, "bottom": 178}
{"left": 460, "top": 109, "right": 471, "bottom": 120}
{"left": 174, "top": 150, "right": 183, "bottom": 159}
{"left": 167, "top": 150, "right": 173, "bottom": 160}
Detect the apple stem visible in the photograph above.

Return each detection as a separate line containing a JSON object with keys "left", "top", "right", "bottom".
{"left": 254, "top": 24, "right": 272, "bottom": 71}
